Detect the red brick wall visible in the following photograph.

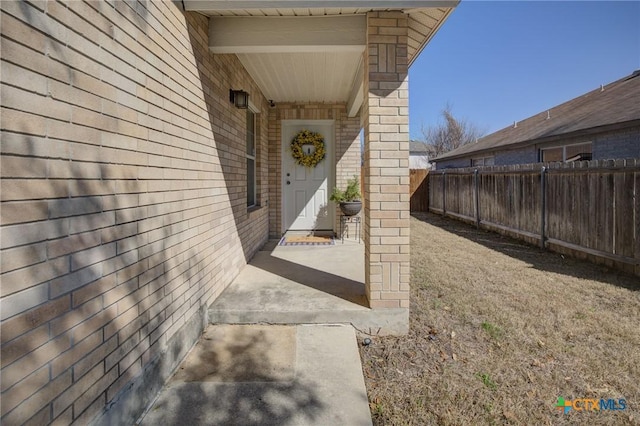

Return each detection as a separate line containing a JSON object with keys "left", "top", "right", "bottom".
{"left": 1, "top": 1, "right": 269, "bottom": 424}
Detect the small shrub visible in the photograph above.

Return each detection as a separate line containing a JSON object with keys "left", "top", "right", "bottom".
{"left": 330, "top": 176, "right": 361, "bottom": 202}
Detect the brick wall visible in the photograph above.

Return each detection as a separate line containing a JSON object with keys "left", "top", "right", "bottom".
{"left": 268, "top": 104, "right": 361, "bottom": 238}
{"left": 495, "top": 146, "right": 537, "bottom": 165}
{"left": 363, "top": 12, "right": 411, "bottom": 310}
{"left": 1, "top": 1, "right": 268, "bottom": 424}
{"left": 435, "top": 157, "right": 472, "bottom": 169}
{"left": 592, "top": 126, "right": 640, "bottom": 160}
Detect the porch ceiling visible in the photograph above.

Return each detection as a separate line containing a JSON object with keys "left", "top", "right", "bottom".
{"left": 184, "top": 1, "right": 458, "bottom": 115}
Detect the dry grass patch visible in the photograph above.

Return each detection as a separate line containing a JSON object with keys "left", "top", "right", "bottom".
{"left": 360, "top": 213, "right": 640, "bottom": 425}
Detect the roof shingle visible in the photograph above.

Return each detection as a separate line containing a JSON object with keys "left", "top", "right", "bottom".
{"left": 435, "top": 70, "right": 640, "bottom": 160}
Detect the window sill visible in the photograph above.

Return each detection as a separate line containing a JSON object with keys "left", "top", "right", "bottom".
{"left": 247, "top": 205, "right": 264, "bottom": 215}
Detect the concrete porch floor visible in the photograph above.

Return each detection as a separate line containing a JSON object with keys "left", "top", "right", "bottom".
{"left": 208, "top": 237, "right": 408, "bottom": 335}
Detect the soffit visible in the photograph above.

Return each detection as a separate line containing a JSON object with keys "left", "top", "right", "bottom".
{"left": 185, "top": 2, "right": 457, "bottom": 107}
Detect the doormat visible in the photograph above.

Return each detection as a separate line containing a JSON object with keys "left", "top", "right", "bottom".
{"left": 278, "top": 235, "right": 335, "bottom": 246}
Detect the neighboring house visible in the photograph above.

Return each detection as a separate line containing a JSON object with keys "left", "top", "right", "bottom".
{"left": 433, "top": 70, "right": 640, "bottom": 169}
{"left": 409, "top": 140, "right": 433, "bottom": 169}
{"left": 0, "top": 1, "right": 457, "bottom": 425}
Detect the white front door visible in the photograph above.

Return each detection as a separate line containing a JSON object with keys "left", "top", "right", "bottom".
{"left": 282, "top": 120, "right": 334, "bottom": 231}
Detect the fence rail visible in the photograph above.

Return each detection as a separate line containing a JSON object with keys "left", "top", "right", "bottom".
{"left": 428, "top": 159, "right": 640, "bottom": 276}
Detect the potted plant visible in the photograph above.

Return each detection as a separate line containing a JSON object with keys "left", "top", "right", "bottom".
{"left": 330, "top": 176, "right": 362, "bottom": 216}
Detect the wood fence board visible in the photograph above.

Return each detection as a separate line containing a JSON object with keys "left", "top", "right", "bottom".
{"left": 615, "top": 170, "right": 634, "bottom": 257}
{"left": 428, "top": 160, "right": 639, "bottom": 276}
{"left": 410, "top": 169, "right": 429, "bottom": 212}
{"left": 635, "top": 168, "right": 640, "bottom": 275}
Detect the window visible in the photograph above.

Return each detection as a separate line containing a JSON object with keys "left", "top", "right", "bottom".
{"left": 541, "top": 142, "right": 592, "bottom": 163}
{"left": 246, "top": 110, "right": 256, "bottom": 207}
{"left": 471, "top": 156, "right": 494, "bottom": 166}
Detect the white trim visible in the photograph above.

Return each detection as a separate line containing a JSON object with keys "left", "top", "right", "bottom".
{"left": 248, "top": 99, "right": 260, "bottom": 114}
{"left": 347, "top": 56, "right": 364, "bottom": 118}
{"left": 186, "top": 1, "right": 459, "bottom": 11}
{"left": 209, "top": 15, "right": 365, "bottom": 54}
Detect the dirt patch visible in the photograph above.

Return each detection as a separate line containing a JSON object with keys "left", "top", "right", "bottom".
{"left": 360, "top": 213, "right": 640, "bottom": 425}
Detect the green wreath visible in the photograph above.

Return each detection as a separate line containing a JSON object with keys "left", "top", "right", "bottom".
{"left": 290, "top": 129, "right": 326, "bottom": 168}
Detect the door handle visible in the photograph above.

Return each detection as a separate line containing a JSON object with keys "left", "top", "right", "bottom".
{"left": 286, "top": 181, "right": 291, "bottom": 185}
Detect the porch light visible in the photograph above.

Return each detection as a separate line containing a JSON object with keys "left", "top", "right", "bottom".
{"left": 230, "top": 89, "right": 249, "bottom": 109}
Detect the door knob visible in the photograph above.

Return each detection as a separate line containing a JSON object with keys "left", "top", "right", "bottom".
{"left": 286, "top": 181, "right": 291, "bottom": 185}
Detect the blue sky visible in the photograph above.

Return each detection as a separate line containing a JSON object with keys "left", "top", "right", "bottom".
{"left": 409, "top": 1, "right": 640, "bottom": 139}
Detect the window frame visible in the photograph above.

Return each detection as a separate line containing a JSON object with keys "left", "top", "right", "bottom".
{"left": 246, "top": 108, "right": 258, "bottom": 208}
{"left": 471, "top": 156, "right": 495, "bottom": 167}
{"left": 540, "top": 141, "right": 592, "bottom": 163}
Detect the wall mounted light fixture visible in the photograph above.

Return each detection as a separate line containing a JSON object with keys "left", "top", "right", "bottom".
{"left": 229, "top": 89, "right": 249, "bottom": 109}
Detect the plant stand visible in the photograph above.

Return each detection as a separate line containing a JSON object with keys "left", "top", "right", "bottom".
{"left": 339, "top": 215, "right": 361, "bottom": 244}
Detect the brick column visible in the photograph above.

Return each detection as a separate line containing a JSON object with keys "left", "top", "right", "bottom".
{"left": 363, "top": 12, "right": 410, "bottom": 311}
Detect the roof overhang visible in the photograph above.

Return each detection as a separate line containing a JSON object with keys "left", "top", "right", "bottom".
{"left": 184, "top": 1, "right": 458, "bottom": 116}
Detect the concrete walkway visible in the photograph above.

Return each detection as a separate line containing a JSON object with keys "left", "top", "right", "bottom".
{"left": 208, "top": 239, "right": 408, "bottom": 335}
{"left": 138, "top": 324, "right": 372, "bottom": 426}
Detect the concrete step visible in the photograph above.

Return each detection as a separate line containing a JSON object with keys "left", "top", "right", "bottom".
{"left": 138, "top": 324, "right": 372, "bottom": 426}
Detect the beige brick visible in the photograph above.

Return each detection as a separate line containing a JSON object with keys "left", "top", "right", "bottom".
{"left": 71, "top": 390, "right": 106, "bottom": 425}
{"left": 0, "top": 243, "right": 47, "bottom": 273}
{"left": 69, "top": 211, "right": 116, "bottom": 235}
{"left": 2, "top": 84, "right": 71, "bottom": 121}
{"left": 51, "top": 363, "right": 103, "bottom": 418}
{"left": 48, "top": 79, "right": 102, "bottom": 112}
{"left": 1, "top": 332, "right": 71, "bottom": 392}
{"left": 370, "top": 299, "right": 400, "bottom": 308}
{"left": 0, "top": 365, "right": 49, "bottom": 417}
{"left": 381, "top": 291, "right": 409, "bottom": 300}
{"left": 0, "top": 155, "right": 47, "bottom": 178}
{"left": 0, "top": 11, "right": 48, "bottom": 53}
{"left": 70, "top": 243, "right": 116, "bottom": 271}
{"left": 73, "top": 366, "right": 118, "bottom": 420}
{"left": 0, "top": 281, "right": 50, "bottom": 317}
{"left": 0, "top": 2, "right": 274, "bottom": 418}
{"left": 0, "top": 296, "right": 70, "bottom": 344}
{"left": 104, "top": 331, "right": 140, "bottom": 372}
{"left": 50, "top": 329, "right": 103, "bottom": 379}
{"left": 50, "top": 296, "right": 103, "bottom": 339}
{"left": 50, "top": 407, "right": 72, "bottom": 426}
{"left": 72, "top": 274, "right": 116, "bottom": 307}
{"left": 49, "top": 265, "right": 103, "bottom": 299}
{"left": 0, "top": 324, "right": 49, "bottom": 369}
{"left": 47, "top": 231, "right": 101, "bottom": 259}
{"left": 0, "top": 108, "right": 47, "bottom": 137}
{"left": 73, "top": 335, "right": 118, "bottom": 380}
{"left": 1, "top": 369, "right": 72, "bottom": 425}
{"left": 1, "top": 178, "right": 69, "bottom": 202}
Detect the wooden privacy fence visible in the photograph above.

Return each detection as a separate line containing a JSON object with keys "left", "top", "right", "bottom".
{"left": 410, "top": 169, "right": 429, "bottom": 212}
{"left": 429, "top": 159, "right": 640, "bottom": 276}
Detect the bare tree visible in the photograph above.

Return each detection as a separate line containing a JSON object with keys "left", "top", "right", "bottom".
{"left": 419, "top": 104, "right": 485, "bottom": 157}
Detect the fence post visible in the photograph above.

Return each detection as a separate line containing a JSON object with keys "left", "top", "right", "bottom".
{"left": 474, "top": 168, "right": 480, "bottom": 228}
{"left": 540, "top": 166, "right": 546, "bottom": 249}
{"left": 442, "top": 170, "right": 446, "bottom": 217}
